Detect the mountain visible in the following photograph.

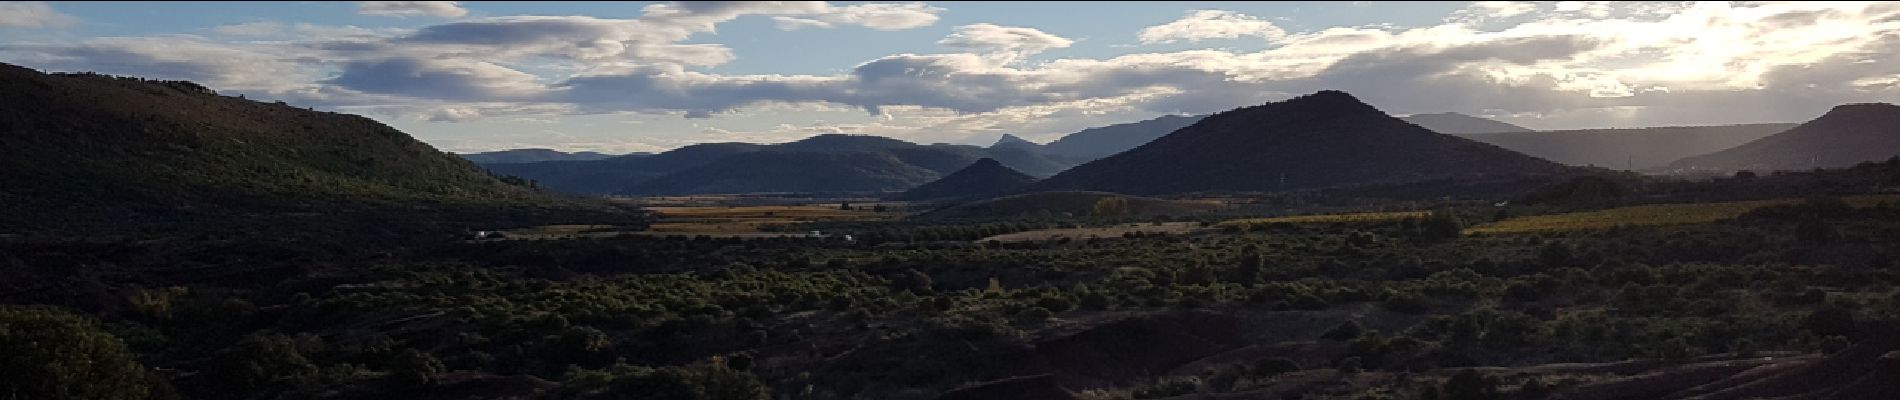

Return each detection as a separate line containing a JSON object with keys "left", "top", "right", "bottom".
{"left": 1666, "top": 103, "right": 1900, "bottom": 172}
{"left": 0, "top": 64, "right": 604, "bottom": 232}
{"left": 623, "top": 151, "right": 941, "bottom": 195}
{"left": 919, "top": 191, "right": 1224, "bottom": 219}
{"left": 1029, "top": 90, "right": 1576, "bottom": 195}
{"left": 1400, "top": 112, "right": 1533, "bottom": 134}
{"left": 460, "top": 149, "right": 625, "bottom": 164}
{"left": 1460, "top": 123, "right": 1794, "bottom": 170}
{"left": 480, "top": 142, "right": 766, "bottom": 194}
{"left": 890, "top": 158, "right": 1037, "bottom": 201}
{"left": 990, "top": 134, "right": 1041, "bottom": 151}
{"left": 487, "top": 134, "right": 1075, "bottom": 195}
{"left": 1041, "top": 115, "right": 1202, "bottom": 161}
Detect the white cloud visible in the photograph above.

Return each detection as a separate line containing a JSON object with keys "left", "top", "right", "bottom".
{"left": 11, "top": 1, "right": 1900, "bottom": 151}
{"left": 0, "top": 1, "right": 77, "bottom": 28}
{"left": 1454, "top": 1, "right": 1540, "bottom": 22}
{"left": 769, "top": 2, "right": 943, "bottom": 31}
{"left": 357, "top": 1, "right": 468, "bottom": 18}
{"left": 1138, "top": 10, "right": 1286, "bottom": 44}
{"left": 425, "top": 106, "right": 483, "bottom": 122}
{"left": 813, "top": 2, "right": 942, "bottom": 30}
{"left": 939, "top": 23, "right": 1073, "bottom": 64}
{"left": 213, "top": 21, "right": 284, "bottom": 37}
{"left": 773, "top": 16, "right": 833, "bottom": 30}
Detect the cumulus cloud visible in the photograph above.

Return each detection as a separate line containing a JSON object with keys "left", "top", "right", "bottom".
{"left": 939, "top": 23, "right": 1073, "bottom": 64}
{"left": 1138, "top": 10, "right": 1286, "bottom": 44}
{"left": 357, "top": 1, "right": 468, "bottom": 18}
{"left": 0, "top": 1, "right": 77, "bottom": 28}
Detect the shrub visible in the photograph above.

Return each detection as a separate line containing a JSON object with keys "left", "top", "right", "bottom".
{"left": 0, "top": 306, "right": 174, "bottom": 400}
{"left": 1132, "top": 377, "right": 1201, "bottom": 399}
{"left": 1321, "top": 321, "right": 1365, "bottom": 341}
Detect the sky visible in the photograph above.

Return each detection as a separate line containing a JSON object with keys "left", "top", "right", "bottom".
{"left": 4, "top": 1, "right": 1900, "bottom": 154}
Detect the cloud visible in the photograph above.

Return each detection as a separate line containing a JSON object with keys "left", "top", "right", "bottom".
{"left": 325, "top": 57, "right": 547, "bottom": 100}
{"left": 1138, "top": 10, "right": 1286, "bottom": 44}
{"left": 809, "top": 2, "right": 942, "bottom": 30}
{"left": 213, "top": 21, "right": 284, "bottom": 37}
{"left": 11, "top": 1, "right": 1900, "bottom": 151}
{"left": 0, "top": 1, "right": 77, "bottom": 28}
{"left": 357, "top": 1, "right": 468, "bottom": 18}
{"left": 425, "top": 106, "right": 482, "bottom": 122}
{"left": 0, "top": 36, "right": 313, "bottom": 92}
{"left": 1452, "top": 1, "right": 1540, "bottom": 23}
{"left": 769, "top": 3, "right": 942, "bottom": 31}
{"left": 939, "top": 23, "right": 1073, "bottom": 64}
{"left": 773, "top": 16, "right": 833, "bottom": 30}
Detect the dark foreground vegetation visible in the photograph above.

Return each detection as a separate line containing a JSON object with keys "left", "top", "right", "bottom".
{"left": 8, "top": 164, "right": 1900, "bottom": 400}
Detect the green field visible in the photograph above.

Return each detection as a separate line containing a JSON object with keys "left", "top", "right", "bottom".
{"left": 1467, "top": 194, "right": 1900, "bottom": 234}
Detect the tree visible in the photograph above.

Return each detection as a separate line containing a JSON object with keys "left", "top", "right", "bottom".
{"left": 1419, "top": 208, "right": 1463, "bottom": 240}
{"left": 390, "top": 349, "right": 446, "bottom": 388}
{"left": 1440, "top": 369, "right": 1497, "bottom": 400}
{"left": 839, "top": 202, "right": 852, "bottom": 210}
{"left": 0, "top": 306, "right": 174, "bottom": 400}
{"left": 1321, "top": 320, "right": 1365, "bottom": 341}
{"left": 895, "top": 268, "right": 933, "bottom": 294}
{"left": 1233, "top": 245, "right": 1264, "bottom": 284}
{"left": 1093, "top": 196, "right": 1130, "bottom": 217}
{"left": 202, "top": 334, "right": 321, "bottom": 399}
{"left": 1803, "top": 306, "right": 1857, "bottom": 337}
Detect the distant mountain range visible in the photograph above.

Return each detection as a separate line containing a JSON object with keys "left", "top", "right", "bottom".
{"left": 484, "top": 134, "right": 1076, "bottom": 195}
{"left": 0, "top": 63, "right": 595, "bottom": 230}
{"left": 1030, "top": 91, "right": 1577, "bottom": 195}
{"left": 1460, "top": 124, "right": 1793, "bottom": 170}
{"left": 1667, "top": 103, "right": 1900, "bottom": 172}
{"left": 626, "top": 151, "right": 941, "bottom": 194}
{"left": 891, "top": 158, "right": 1037, "bottom": 201}
{"left": 1400, "top": 112, "right": 1533, "bottom": 134}
{"left": 1040, "top": 115, "right": 1203, "bottom": 161}
{"left": 460, "top": 149, "right": 629, "bottom": 164}
{"left": 989, "top": 134, "right": 1042, "bottom": 152}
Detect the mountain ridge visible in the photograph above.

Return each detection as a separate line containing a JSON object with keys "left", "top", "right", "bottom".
{"left": 890, "top": 158, "right": 1038, "bottom": 201}
{"left": 1029, "top": 90, "right": 1577, "bottom": 195}
{"left": 1666, "top": 103, "right": 1900, "bottom": 172}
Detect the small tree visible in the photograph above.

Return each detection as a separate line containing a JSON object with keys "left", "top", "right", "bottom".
{"left": 1093, "top": 196, "right": 1130, "bottom": 217}
{"left": 390, "top": 349, "right": 446, "bottom": 388}
{"left": 1441, "top": 369, "right": 1497, "bottom": 400}
{"left": 1419, "top": 208, "right": 1463, "bottom": 240}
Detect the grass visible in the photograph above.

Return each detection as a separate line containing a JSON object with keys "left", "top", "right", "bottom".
{"left": 1466, "top": 194, "right": 1900, "bottom": 235}
{"left": 1216, "top": 211, "right": 1432, "bottom": 227}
